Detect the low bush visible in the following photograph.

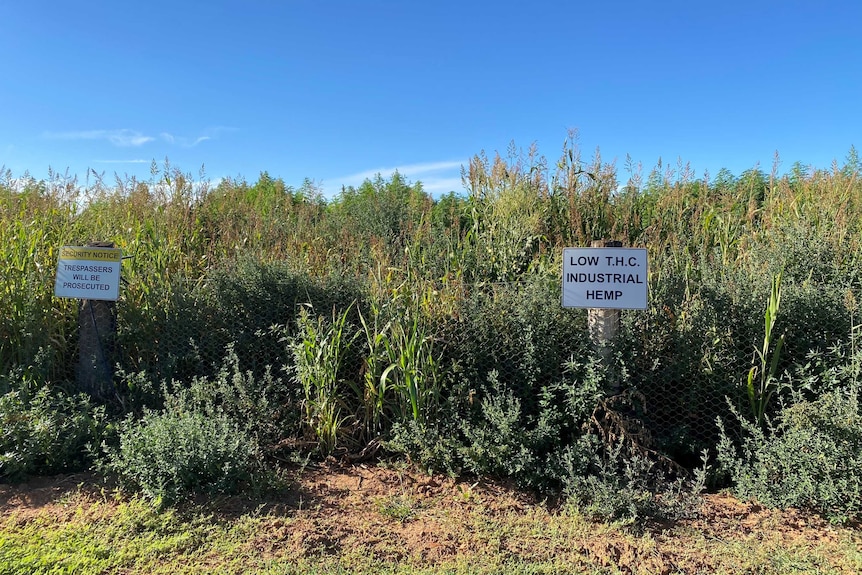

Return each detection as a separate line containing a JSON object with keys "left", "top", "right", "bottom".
{"left": 387, "top": 418, "right": 466, "bottom": 476}
{"left": 164, "top": 345, "right": 293, "bottom": 451}
{"left": 101, "top": 349, "right": 282, "bottom": 504}
{"left": 717, "top": 386, "right": 862, "bottom": 523}
{"left": 391, "top": 357, "right": 606, "bottom": 493}
{"left": 0, "top": 380, "right": 106, "bottom": 481}
{"left": 567, "top": 445, "right": 708, "bottom": 524}
{"left": 458, "top": 365, "right": 603, "bottom": 493}
{"left": 102, "top": 409, "right": 259, "bottom": 505}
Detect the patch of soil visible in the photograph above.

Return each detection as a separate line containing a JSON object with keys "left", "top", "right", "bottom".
{"left": 0, "top": 472, "right": 111, "bottom": 520}
{"left": 2, "top": 463, "right": 860, "bottom": 573}
{"left": 246, "top": 462, "right": 539, "bottom": 563}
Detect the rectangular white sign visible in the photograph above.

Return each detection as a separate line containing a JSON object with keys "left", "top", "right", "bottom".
{"left": 54, "top": 246, "right": 122, "bottom": 301}
{"left": 562, "top": 247, "right": 648, "bottom": 309}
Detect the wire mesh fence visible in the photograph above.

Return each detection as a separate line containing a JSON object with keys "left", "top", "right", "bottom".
{"left": 60, "top": 259, "right": 856, "bottom": 468}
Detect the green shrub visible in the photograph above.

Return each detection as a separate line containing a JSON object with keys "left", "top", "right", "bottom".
{"left": 716, "top": 387, "right": 862, "bottom": 523}
{"left": 387, "top": 418, "right": 466, "bottom": 476}
{"left": 458, "top": 368, "right": 601, "bottom": 492}
{"left": 102, "top": 409, "right": 259, "bottom": 505}
{"left": 115, "top": 344, "right": 295, "bottom": 448}
{"left": 446, "top": 276, "right": 589, "bottom": 400}
{"left": 164, "top": 345, "right": 292, "bottom": 451}
{"left": 0, "top": 382, "right": 106, "bottom": 481}
{"left": 567, "top": 445, "right": 707, "bottom": 524}
{"left": 390, "top": 356, "right": 607, "bottom": 493}
{"left": 789, "top": 343, "right": 862, "bottom": 398}
{"left": 102, "top": 346, "right": 292, "bottom": 504}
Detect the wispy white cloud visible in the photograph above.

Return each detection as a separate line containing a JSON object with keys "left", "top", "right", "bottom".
{"left": 420, "top": 176, "right": 464, "bottom": 195}
{"left": 324, "top": 159, "right": 466, "bottom": 197}
{"left": 158, "top": 132, "right": 208, "bottom": 147}
{"left": 44, "top": 129, "right": 154, "bottom": 147}
{"left": 160, "top": 126, "right": 232, "bottom": 148}
{"left": 44, "top": 126, "right": 234, "bottom": 149}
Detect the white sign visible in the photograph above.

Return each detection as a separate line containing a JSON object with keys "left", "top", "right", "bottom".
{"left": 562, "top": 247, "right": 648, "bottom": 309}
{"left": 54, "top": 246, "right": 122, "bottom": 301}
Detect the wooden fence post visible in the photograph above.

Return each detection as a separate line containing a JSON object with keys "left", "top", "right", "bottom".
{"left": 75, "top": 241, "right": 117, "bottom": 400}
{"left": 588, "top": 239, "right": 622, "bottom": 393}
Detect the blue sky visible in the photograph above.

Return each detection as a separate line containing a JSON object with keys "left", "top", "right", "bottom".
{"left": 2, "top": 0, "right": 860, "bottom": 196}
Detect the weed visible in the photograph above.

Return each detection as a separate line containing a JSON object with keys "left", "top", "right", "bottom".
{"left": 0, "top": 379, "right": 106, "bottom": 481}
{"left": 291, "top": 305, "right": 358, "bottom": 455}
{"left": 374, "top": 494, "right": 418, "bottom": 523}
{"left": 747, "top": 273, "right": 786, "bottom": 426}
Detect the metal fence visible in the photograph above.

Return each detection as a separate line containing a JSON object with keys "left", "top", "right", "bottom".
{"left": 67, "top": 261, "right": 859, "bottom": 466}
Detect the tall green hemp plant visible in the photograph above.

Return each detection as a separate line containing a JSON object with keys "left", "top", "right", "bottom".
{"left": 747, "top": 272, "right": 785, "bottom": 426}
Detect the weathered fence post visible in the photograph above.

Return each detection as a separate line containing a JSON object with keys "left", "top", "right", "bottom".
{"left": 587, "top": 239, "right": 623, "bottom": 350}
{"left": 564, "top": 239, "right": 647, "bottom": 394}
{"left": 75, "top": 241, "right": 117, "bottom": 400}
{"left": 588, "top": 239, "right": 622, "bottom": 393}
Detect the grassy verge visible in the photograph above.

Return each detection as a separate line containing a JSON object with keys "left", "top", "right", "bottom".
{"left": 1, "top": 470, "right": 860, "bottom": 575}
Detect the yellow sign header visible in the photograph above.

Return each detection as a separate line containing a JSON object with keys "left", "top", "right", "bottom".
{"left": 59, "top": 246, "right": 122, "bottom": 262}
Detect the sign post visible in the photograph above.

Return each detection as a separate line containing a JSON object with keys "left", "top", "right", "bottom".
{"left": 55, "top": 243, "right": 122, "bottom": 400}
{"left": 563, "top": 241, "right": 648, "bottom": 393}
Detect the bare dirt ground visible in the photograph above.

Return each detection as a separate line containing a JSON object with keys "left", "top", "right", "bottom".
{"left": 2, "top": 463, "right": 861, "bottom": 574}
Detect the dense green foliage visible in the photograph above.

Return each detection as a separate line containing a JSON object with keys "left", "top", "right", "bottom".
{"left": 101, "top": 354, "right": 271, "bottom": 504}
{"left": 103, "top": 409, "right": 259, "bottom": 505}
{"left": 717, "top": 383, "right": 862, "bottom": 524}
{"left": 0, "top": 378, "right": 105, "bottom": 481}
{"left": 2, "top": 141, "right": 862, "bottom": 515}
